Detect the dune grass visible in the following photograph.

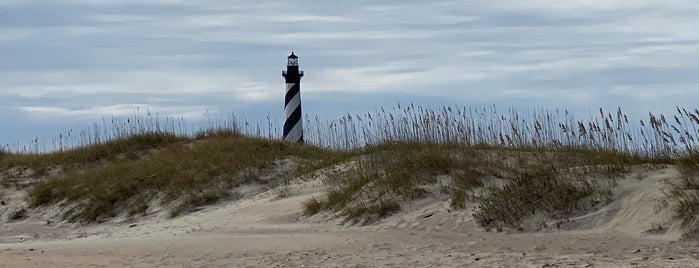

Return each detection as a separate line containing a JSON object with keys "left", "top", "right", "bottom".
{"left": 302, "top": 105, "right": 697, "bottom": 232}
{"left": 668, "top": 109, "right": 699, "bottom": 239}
{"left": 0, "top": 132, "right": 185, "bottom": 176}
{"left": 672, "top": 152, "right": 699, "bottom": 239}
{"left": 304, "top": 143, "right": 637, "bottom": 226}
{"left": 473, "top": 167, "right": 613, "bottom": 230}
{"left": 2, "top": 105, "right": 699, "bottom": 238}
{"left": 311, "top": 142, "right": 487, "bottom": 223}
{"left": 19, "top": 130, "right": 345, "bottom": 222}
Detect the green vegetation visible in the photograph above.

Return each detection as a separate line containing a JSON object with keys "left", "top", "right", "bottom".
{"left": 1, "top": 105, "right": 698, "bottom": 239}
{"left": 302, "top": 105, "right": 698, "bottom": 235}
{"left": 302, "top": 196, "right": 322, "bottom": 216}
{"left": 307, "top": 143, "right": 487, "bottom": 223}
{"left": 668, "top": 109, "right": 699, "bottom": 239}
{"left": 473, "top": 168, "right": 613, "bottom": 230}
{"left": 1, "top": 132, "right": 184, "bottom": 176}
{"left": 4, "top": 130, "right": 345, "bottom": 222}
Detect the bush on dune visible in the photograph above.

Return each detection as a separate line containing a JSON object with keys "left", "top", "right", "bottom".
{"left": 473, "top": 167, "right": 613, "bottom": 230}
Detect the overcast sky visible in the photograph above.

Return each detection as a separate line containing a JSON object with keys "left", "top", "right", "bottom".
{"left": 1, "top": 0, "right": 698, "bottom": 148}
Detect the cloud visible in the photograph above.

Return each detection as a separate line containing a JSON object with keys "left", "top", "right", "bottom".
{"left": 609, "top": 83, "right": 699, "bottom": 99}
{"left": 471, "top": 0, "right": 699, "bottom": 12}
{"left": 0, "top": 28, "right": 30, "bottom": 42}
{"left": 0, "top": 0, "right": 196, "bottom": 6}
{"left": 0, "top": 0, "right": 698, "bottom": 145}
{"left": 0, "top": 70, "right": 275, "bottom": 95}
{"left": 19, "top": 104, "right": 207, "bottom": 118}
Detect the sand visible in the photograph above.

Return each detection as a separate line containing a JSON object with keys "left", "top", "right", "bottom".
{"left": 1, "top": 166, "right": 699, "bottom": 267}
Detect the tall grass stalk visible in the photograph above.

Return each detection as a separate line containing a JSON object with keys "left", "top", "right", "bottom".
{"left": 3, "top": 104, "right": 699, "bottom": 234}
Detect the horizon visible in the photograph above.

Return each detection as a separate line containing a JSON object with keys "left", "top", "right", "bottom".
{"left": 1, "top": 1, "right": 698, "bottom": 148}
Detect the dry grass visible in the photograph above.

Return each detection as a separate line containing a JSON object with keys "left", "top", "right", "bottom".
{"left": 3, "top": 105, "right": 699, "bottom": 239}
{"left": 0, "top": 132, "right": 185, "bottom": 176}
{"left": 672, "top": 152, "right": 699, "bottom": 239}
{"left": 306, "top": 143, "right": 488, "bottom": 223}
{"left": 303, "top": 105, "right": 699, "bottom": 234}
{"left": 473, "top": 168, "right": 613, "bottom": 230}
{"left": 23, "top": 131, "right": 344, "bottom": 222}
{"left": 668, "top": 108, "right": 699, "bottom": 239}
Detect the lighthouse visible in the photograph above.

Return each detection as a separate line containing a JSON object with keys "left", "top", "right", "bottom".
{"left": 282, "top": 52, "right": 304, "bottom": 143}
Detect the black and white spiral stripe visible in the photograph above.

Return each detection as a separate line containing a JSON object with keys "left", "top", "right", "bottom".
{"left": 283, "top": 82, "right": 303, "bottom": 143}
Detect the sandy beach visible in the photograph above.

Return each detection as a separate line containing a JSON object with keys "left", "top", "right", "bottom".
{"left": 2, "top": 166, "right": 699, "bottom": 267}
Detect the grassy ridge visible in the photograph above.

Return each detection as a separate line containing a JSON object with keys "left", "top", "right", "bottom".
{"left": 305, "top": 142, "right": 643, "bottom": 227}
{"left": 0, "top": 132, "right": 184, "bottom": 176}
{"left": 473, "top": 167, "right": 613, "bottom": 230}
{"left": 3, "top": 131, "right": 346, "bottom": 222}
{"left": 301, "top": 105, "right": 699, "bottom": 235}
{"left": 313, "top": 143, "right": 487, "bottom": 223}
{"left": 1, "top": 105, "right": 698, "bottom": 239}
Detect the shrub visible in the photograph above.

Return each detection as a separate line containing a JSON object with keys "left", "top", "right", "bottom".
{"left": 303, "top": 196, "right": 322, "bottom": 215}
{"left": 313, "top": 143, "right": 485, "bottom": 222}
{"left": 473, "top": 168, "right": 613, "bottom": 230}
{"left": 342, "top": 199, "right": 401, "bottom": 224}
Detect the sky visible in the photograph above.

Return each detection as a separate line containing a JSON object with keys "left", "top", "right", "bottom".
{"left": 1, "top": 0, "right": 698, "bottom": 148}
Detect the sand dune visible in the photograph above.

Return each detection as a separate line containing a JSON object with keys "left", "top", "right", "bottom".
{"left": 2, "top": 165, "right": 699, "bottom": 267}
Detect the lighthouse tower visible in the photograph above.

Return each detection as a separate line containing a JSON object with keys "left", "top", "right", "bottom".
{"left": 282, "top": 52, "right": 304, "bottom": 143}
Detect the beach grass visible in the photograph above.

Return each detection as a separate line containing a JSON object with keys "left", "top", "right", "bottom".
{"left": 8, "top": 130, "right": 345, "bottom": 222}
{"left": 1, "top": 105, "right": 698, "bottom": 238}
